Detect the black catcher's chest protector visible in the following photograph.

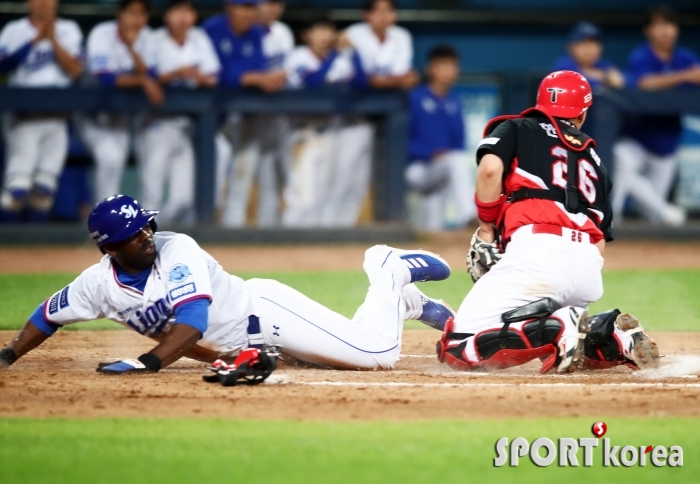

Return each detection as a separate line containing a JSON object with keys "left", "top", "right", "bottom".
{"left": 480, "top": 109, "right": 614, "bottom": 241}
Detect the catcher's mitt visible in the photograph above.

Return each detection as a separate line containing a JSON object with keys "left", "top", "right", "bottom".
{"left": 203, "top": 345, "right": 281, "bottom": 386}
{"left": 466, "top": 228, "right": 502, "bottom": 283}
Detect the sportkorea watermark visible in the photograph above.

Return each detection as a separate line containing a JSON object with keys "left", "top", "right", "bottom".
{"left": 494, "top": 422, "right": 683, "bottom": 468}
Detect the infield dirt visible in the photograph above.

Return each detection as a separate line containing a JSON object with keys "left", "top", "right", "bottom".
{"left": 1, "top": 239, "right": 699, "bottom": 421}
{"left": 0, "top": 330, "right": 699, "bottom": 420}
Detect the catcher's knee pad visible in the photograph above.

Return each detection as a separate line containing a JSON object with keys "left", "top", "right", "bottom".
{"left": 582, "top": 309, "right": 629, "bottom": 370}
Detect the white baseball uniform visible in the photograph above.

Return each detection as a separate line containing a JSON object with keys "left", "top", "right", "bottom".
{"left": 0, "top": 16, "right": 82, "bottom": 211}
{"left": 140, "top": 27, "right": 220, "bottom": 224}
{"left": 37, "top": 230, "right": 431, "bottom": 370}
{"left": 81, "top": 21, "right": 155, "bottom": 202}
{"left": 330, "top": 22, "right": 415, "bottom": 226}
{"left": 282, "top": 46, "right": 371, "bottom": 227}
{"left": 262, "top": 21, "right": 294, "bottom": 72}
{"left": 612, "top": 138, "right": 680, "bottom": 225}
{"left": 345, "top": 22, "right": 413, "bottom": 78}
{"left": 221, "top": 21, "right": 295, "bottom": 228}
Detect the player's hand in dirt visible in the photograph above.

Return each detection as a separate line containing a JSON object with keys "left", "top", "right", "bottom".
{"left": 467, "top": 227, "right": 502, "bottom": 283}
{"left": 96, "top": 359, "right": 154, "bottom": 374}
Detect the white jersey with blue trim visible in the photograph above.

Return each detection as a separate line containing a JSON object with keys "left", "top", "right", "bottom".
{"left": 0, "top": 16, "right": 82, "bottom": 87}
{"left": 345, "top": 22, "right": 412, "bottom": 77}
{"left": 86, "top": 20, "right": 155, "bottom": 76}
{"left": 151, "top": 26, "right": 220, "bottom": 85}
{"left": 284, "top": 46, "right": 355, "bottom": 88}
{"left": 41, "top": 232, "right": 252, "bottom": 355}
{"left": 262, "top": 21, "right": 294, "bottom": 71}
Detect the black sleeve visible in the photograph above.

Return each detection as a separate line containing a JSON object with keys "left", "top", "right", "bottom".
{"left": 476, "top": 120, "right": 517, "bottom": 171}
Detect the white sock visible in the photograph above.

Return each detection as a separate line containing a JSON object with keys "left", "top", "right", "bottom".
{"left": 403, "top": 283, "right": 425, "bottom": 321}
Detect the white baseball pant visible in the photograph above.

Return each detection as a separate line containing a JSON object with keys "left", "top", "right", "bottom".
{"left": 405, "top": 151, "right": 477, "bottom": 231}
{"left": 453, "top": 224, "right": 604, "bottom": 362}
{"left": 245, "top": 245, "right": 416, "bottom": 369}
{"left": 282, "top": 121, "right": 336, "bottom": 227}
{"left": 322, "top": 120, "right": 374, "bottom": 227}
{"left": 138, "top": 118, "right": 195, "bottom": 224}
{"left": 215, "top": 131, "right": 233, "bottom": 210}
{"left": 256, "top": 115, "right": 290, "bottom": 227}
{"left": 1, "top": 115, "right": 68, "bottom": 209}
{"left": 80, "top": 116, "right": 131, "bottom": 202}
{"left": 612, "top": 138, "right": 677, "bottom": 222}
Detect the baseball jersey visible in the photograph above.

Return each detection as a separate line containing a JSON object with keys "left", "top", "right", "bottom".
{"left": 409, "top": 84, "right": 465, "bottom": 162}
{"left": 86, "top": 20, "right": 155, "bottom": 85}
{"left": 151, "top": 26, "right": 221, "bottom": 87}
{"left": 262, "top": 21, "right": 294, "bottom": 71}
{"left": 622, "top": 42, "right": 700, "bottom": 156}
{"left": 477, "top": 113, "right": 613, "bottom": 244}
{"left": 345, "top": 22, "right": 413, "bottom": 77}
{"left": 202, "top": 15, "right": 265, "bottom": 87}
{"left": 29, "top": 232, "right": 252, "bottom": 355}
{"left": 285, "top": 46, "right": 364, "bottom": 88}
{"left": 0, "top": 17, "right": 82, "bottom": 86}
{"left": 551, "top": 55, "right": 618, "bottom": 88}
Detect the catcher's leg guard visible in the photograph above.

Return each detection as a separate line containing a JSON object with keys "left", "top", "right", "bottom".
{"left": 437, "top": 298, "right": 575, "bottom": 372}
{"left": 583, "top": 309, "right": 627, "bottom": 370}
{"left": 583, "top": 310, "right": 660, "bottom": 370}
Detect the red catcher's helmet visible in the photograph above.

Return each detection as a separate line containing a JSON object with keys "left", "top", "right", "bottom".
{"left": 535, "top": 70, "right": 593, "bottom": 119}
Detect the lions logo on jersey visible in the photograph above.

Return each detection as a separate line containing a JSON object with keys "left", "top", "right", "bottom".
{"left": 168, "top": 264, "right": 192, "bottom": 283}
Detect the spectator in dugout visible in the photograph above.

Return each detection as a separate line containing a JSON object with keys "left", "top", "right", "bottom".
{"left": 81, "top": 0, "right": 164, "bottom": 203}
{"left": 253, "top": 0, "right": 295, "bottom": 228}
{"left": 0, "top": 0, "right": 82, "bottom": 223}
{"left": 612, "top": 4, "right": 700, "bottom": 226}
{"left": 552, "top": 21, "right": 625, "bottom": 89}
{"left": 204, "top": 0, "right": 287, "bottom": 228}
{"left": 405, "top": 46, "right": 475, "bottom": 232}
{"left": 343, "top": 0, "right": 419, "bottom": 90}
{"left": 281, "top": 15, "right": 368, "bottom": 227}
{"left": 143, "top": 0, "right": 221, "bottom": 225}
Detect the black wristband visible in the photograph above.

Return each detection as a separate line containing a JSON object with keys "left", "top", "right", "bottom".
{"left": 138, "top": 353, "right": 162, "bottom": 372}
{"left": 0, "top": 347, "right": 17, "bottom": 366}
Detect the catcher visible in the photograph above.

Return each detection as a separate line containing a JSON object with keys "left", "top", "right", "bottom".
{"left": 437, "top": 70, "right": 660, "bottom": 374}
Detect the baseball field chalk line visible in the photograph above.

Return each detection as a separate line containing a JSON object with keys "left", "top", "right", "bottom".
{"left": 265, "top": 378, "right": 700, "bottom": 389}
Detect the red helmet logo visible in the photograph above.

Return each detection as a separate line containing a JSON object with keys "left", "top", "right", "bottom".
{"left": 535, "top": 70, "right": 593, "bottom": 119}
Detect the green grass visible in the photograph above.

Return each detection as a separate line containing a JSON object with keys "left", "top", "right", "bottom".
{"left": 1, "top": 270, "right": 700, "bottom": 331}
{"left": 0, "top": 417, "right": 697, "bottom": 484}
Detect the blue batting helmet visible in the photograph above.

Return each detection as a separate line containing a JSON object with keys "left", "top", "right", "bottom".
{"left": 87, "top": 195, "right": 158, "bottom": 247}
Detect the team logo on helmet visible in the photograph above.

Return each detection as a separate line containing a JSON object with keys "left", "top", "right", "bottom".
{"left": 119, "top": 205, "right": 139, "bottom": 219}
{"left": 547, "top": 87, "right": 565, "bottom": 103}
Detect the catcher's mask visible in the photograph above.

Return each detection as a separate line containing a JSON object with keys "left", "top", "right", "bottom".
{"left": 203, "top": 346, "right": 281, "bottom": 386}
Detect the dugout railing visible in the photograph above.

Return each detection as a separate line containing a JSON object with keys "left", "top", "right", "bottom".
{"left": 0, "top": 86, "right": 409, "bottom": 225}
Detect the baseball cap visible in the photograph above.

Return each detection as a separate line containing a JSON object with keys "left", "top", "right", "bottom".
{"left": 226, "top": 0, "right": 260, "bottom": 5}
{"left": 568, "top": 22, "right": 602, "bottom": 43}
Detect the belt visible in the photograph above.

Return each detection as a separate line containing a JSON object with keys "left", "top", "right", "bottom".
{"left": 531, "top": 224, "right": 593, "bottom": 244}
